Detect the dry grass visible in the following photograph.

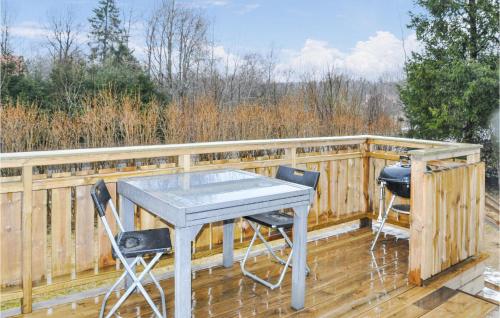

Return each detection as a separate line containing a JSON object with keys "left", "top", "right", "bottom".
{"left": 0, "top": 92, "right": 401, "bottom": 153}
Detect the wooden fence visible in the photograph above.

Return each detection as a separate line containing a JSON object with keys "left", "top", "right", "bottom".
{"left": 0, "top": 135, "right": 483, "bottom": 313}
{"left": 409, "top": 161, "right": 485, "bottom": 284}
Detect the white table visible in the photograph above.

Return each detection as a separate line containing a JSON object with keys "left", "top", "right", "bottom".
{"left": 117, "top": 169, "right": 313, "bottom": 317}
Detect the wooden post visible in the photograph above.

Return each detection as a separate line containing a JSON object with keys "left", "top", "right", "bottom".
{"left": 409, "top": 159, "right": 426, "bottom": 285}
{"left": 285, "top": 147, "right": 297, "bottom": 167}
{"left": 467, "top": 151, "right": 480, "bottom": 164}
{"left": 359, "top": 143, "right": 372, "bottom": 228}
{"left": 179, "top": 154, "right": 191, "bottom": 172}
{"left": 21, "top": 165, "right": 33, "bottom": 313}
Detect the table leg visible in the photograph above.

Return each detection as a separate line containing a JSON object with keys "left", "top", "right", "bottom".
{"left": 120, "top": 196, "right": 135, "bottom": 288}
{"left": 222, "top": 219, "right": 235, "bottom": 267}
{"left": 291, "top": 204, "right": 309, "bottom": 310}
{"left": 175, "top": 226, "right": 193, "bottom": 318}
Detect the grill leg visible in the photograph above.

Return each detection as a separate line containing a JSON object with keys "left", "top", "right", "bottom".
{"left": 377, "top": 181, "right": 386, "bottom": 222}
{"left": 370, "top": 194, "right": 395, "bottom": 251}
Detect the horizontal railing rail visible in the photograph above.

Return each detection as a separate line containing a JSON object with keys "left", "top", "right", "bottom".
{"left": 0, "top": 135, "right": 479, "bottom": 168}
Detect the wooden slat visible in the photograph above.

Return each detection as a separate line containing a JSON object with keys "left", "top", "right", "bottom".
{"left": 422, "top": 168, "right": 434, "bottom": 280}
{"left": 306, "top": 162, "right": 319, "bottom": 225}
{"left": 50, "top": 185, "right": 72, "bottom": 278}
{"left": 459, "top": 166, "right": 467, "bottom": 261}
{"left": 445, "top": 168, "right": 454, "bottom": 266}
{"left": 21, "top": 166, "right": 33, "bottom": 313}
{"left": 354, "top": 158, "right": 361, "bottom": 213}
{"left": 210, "top": 221, "right": 224, "bottom": 249}
{"left": 97, "top": 182, "right": 117, "bottom": 269}
{"left": 361, "top": 144, "right": 370, "bottom": 213}
{"left": 0, "top": 192, "right": 22, "bottom": 287}
{"left": 450, "top": 168, "right": 458, "bottom": 266}
{"left": 409, "top": 160, "right": 426, "bottom": 285}
{"left": 336, "top": 160, "right": 347, "bottom": 217}
{"left": 328, "top": 160, "right": 338, "bottom": 218}
{"left": 371, "top": 158, "right": 386, "bottom": 216}
{"left": 433, "top": 170, "right": 441, "bottom": 276}
{"left": 318, "top": 161, "right": 329, "bottom": 223}
{"left": 31, "top": 189, "right": 47, "bottom": 282}
{"left": 477, "top": 163, "right": 485, "bottom": 252}
{"left": 194, "top": 224, "right": 211, "bottom": 252}
{"left": 308, "top": 161, "right": 320, "bottom": 225}
{"left": 139, "top": 208, "right": 156, "bottom": 230}
{"left": 75, "top": 185, "right": 94, "bottom": 273}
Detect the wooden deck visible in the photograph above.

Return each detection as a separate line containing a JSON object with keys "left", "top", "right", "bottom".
{"left": 9, "top": 227, "right": 496, "bottom": 318}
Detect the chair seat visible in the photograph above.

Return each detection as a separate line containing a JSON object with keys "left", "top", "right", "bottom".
{"left": 245, "top": 211, "right": 294, "bottom": 229}
{"left": 392, "top": 204, "right": 410, "bottom": 213}
{"left": 113, "top": 228, "right": 172, "bottom": 259}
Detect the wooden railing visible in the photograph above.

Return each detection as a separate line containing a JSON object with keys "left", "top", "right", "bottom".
{"left": 0, "top": 135, "right": 483, "bottom": 313}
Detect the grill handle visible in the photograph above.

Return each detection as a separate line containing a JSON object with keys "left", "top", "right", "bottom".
{"left": 399, "top": 155, "right": 410, "bottom": 164}
{"left": 378, "top": 177, "right": 410, "bottom": 184}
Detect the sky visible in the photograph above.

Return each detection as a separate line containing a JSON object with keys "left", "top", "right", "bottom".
{"left": 2, "top": 0, "right": 423, "bottom": 80}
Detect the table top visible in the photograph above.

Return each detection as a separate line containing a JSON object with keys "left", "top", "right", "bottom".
{"left": 117, "top": 169, "right": 313, "bottom": 226}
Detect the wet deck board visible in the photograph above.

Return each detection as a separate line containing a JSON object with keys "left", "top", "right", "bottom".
{"left": 9, "top": 227, "right": 496, "bottom": 318}
{"left": 420, "top": 291, "right": 495, "bottom": 317}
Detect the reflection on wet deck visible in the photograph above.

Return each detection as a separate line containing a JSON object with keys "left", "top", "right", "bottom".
{"left": 10, "top": 227, "right": 496, "bottom": 318}
{"left": 11, "top": 227, "right": 408, "bottom": 317}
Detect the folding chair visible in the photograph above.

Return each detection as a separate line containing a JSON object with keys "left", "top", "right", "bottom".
{"left": 240, "top": 166, "right": 320, "bottom": 289}
{"left": 91, "top": 179, "right": 171, "bottom": 318}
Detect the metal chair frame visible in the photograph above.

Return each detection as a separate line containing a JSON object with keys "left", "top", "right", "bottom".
{"left": 240, "top": 165, "right": 318, "bottom": 290}
{"left": 240, "top": 219, "right": 311, "bottom": 290}
{"left": 92, "top": 181, "right": 167, "bottom": 318}
{"left": 370, "top": 181, "right": 410, "bottom": 251}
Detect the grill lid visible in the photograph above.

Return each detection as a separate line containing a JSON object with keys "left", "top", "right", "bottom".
{"left": 377, "top": 157, "right": 430, "bottom": 199}
{"left": 378, "top": 162, "right": 411, "bottom": 184}
{"left": 378, "top": 156, "right": 413, "bottom": 199}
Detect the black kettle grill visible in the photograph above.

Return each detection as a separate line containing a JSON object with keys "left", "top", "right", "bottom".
{"left": 370, "top": 156, "right": 413, "bottom": 251}
{"left": 378, "top": 160, "right": 411, "bottom": 198}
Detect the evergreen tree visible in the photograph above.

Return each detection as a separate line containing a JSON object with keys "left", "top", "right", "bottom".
{"left": 400, "top": 0, "right": 499, "bottom": 170}
{"left": 88, "top": 0, "right": 125, "bottom": 63}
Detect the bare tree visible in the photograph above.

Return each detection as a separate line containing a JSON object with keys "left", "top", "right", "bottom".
{"left": 46, "top": 10, "right": 81, "bottom": 63}
{"left": 45, "top": 10, "right": 86, "bottom": 111}
{"left": 263, "top": 46, "right": 277, "bottom": 104}
{"left": 176, "top": 7, "right": 207, "bottom": 96}
{"left": 1, "top": 0, "right": 12, "bottom": 56}
{"left": 145, "top": 0, "right": 208, "bottom": 100}
{"left": 145, "top": 0, "right": 177, "bottom": 90}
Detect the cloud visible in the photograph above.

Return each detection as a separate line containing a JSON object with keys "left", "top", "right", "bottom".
{"left": 212, "top": 45, "right": 241, "bottom": 70}
{"left": 343, "top": 31, "right": 419, "bottom": 80}
{"left": 9, "top": 22, "right": 51, "bottom": 40}
{"left": 277, "top": 39, "right": 345, "bottom": 76}
{"left": 238, "top": 3, "right": 260, "bottom": 14}
{"left": 187, "top": 0, "right": 230, "bottom": 8}
{"left": 205, "top": 0, "right": 229, "bottom": 6}
{"left": 10, "top": 21, "right": 87, "bottom": 45}
{"left": 277, "top": 31, "right": 422, "bottom": 81}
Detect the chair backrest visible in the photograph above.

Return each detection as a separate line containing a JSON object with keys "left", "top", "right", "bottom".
{"left": 276, "top": 165, "right": 320, "bottom": 190}
{"left": 91, "top": 180, "right": 130, "bottom": 266}
{"left": 91, "top": 179, "right": 125, "bottom": 232}
{"left": 91, "top": 179, "right": 112, "bottom": 217}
